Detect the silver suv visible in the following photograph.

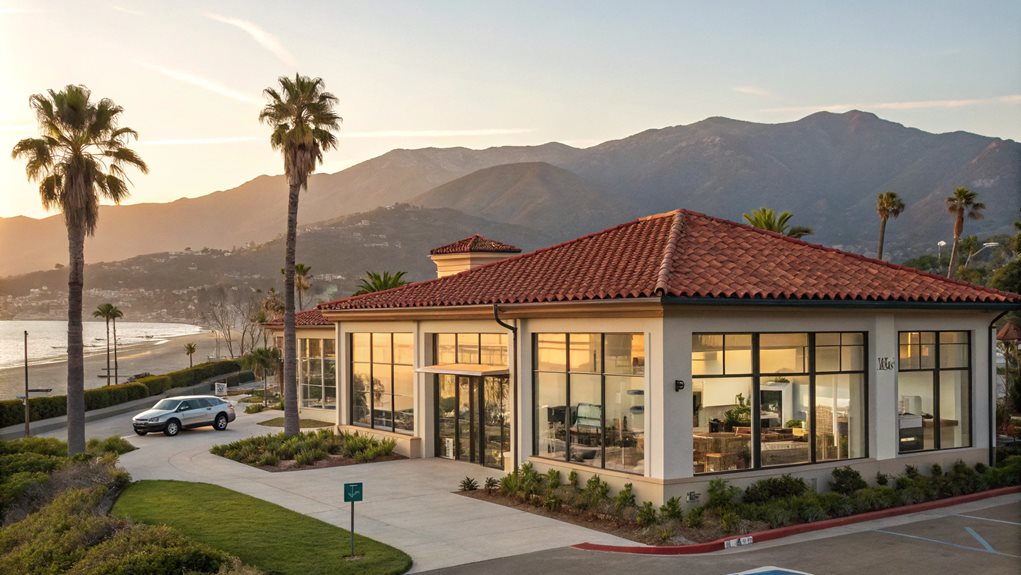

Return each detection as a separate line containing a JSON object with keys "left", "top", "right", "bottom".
{"left": 132, "top": 395, "right": 236, "bottom": 436}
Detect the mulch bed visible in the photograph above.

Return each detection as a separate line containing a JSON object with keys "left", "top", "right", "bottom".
{"left": 458, "top": 490, "right": 740, "bottom": 544}
{"left": 246, "top": 453, "right": 405, "bottom": 473}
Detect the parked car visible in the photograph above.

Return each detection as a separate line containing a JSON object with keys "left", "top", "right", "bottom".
{"left": 132, "top": 395, "right": 236, "bottom": 436}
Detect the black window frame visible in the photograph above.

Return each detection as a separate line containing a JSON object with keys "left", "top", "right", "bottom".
{"left": 692, "top": 331, "right": 869, "bottom": 475}
{"left": 348, "top": 332, "right": 414, "bottom": 435}
{"left": 896, "top": 330, "right": 972, "bottom": 452}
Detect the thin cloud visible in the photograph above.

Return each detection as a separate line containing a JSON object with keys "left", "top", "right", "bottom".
{"left": 109, "top": 4, "right": 145, "bottom": 16}
{"left": 761, "top": 94, "right": 1021, "bottom": 114}
{"left": 343, "top": 128, "right": 533, "bottom": 138}
{"left": 144, "top": 64, "right": 262, "bottom": 105}
{"left": 734, "top": 85, "right": 772, "bottom": 97}
{"left": 138, "top": 136, "right": 261, "bottom": 146}
{"left": 205, "top": 12, "right": 296, "bottom": 67}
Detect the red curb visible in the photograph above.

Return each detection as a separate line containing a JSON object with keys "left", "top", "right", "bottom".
{"left": 572, "top": 485, "right": 1021, "bottom": 555}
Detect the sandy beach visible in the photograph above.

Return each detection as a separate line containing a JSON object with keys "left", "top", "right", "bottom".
{"left": 0, "top": 330, "right": 222, "bottom": 400}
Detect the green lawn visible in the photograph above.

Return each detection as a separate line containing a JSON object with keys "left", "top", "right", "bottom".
{"left": 113, "top": 481, "right": 411, "bottom": 575}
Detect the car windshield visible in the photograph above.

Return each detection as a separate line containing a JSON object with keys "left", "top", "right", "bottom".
{"left": 153, "top": 399, "right": 180, "bottom": 411}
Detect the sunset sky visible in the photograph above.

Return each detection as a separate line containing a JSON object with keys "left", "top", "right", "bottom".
{"left": 2, "top": 0, "right": 1019, "bottom": 219}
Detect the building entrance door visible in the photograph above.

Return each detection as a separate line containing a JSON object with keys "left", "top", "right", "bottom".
{"left": 436, "top": 374, "right": 510, "bottom": 469}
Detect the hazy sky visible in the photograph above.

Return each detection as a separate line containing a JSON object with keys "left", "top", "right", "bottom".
{"left": 2, "top": 0, "right": 1019, "bottom": 219}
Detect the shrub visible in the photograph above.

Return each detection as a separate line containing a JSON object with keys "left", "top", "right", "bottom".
{"left": 817, "top": 492, "right": 855, "bottom": 517}
{"left": 256, "top": 452, "right": 279, "bottom": 467}
{"left": 614, "top": 483, "right": 637, "bottom": 514}
{"left": 720, "top": 509, "right": 743, "bottom": 534}
{"left": 484, "top": 477, "right": 499, "bottom": 494}
{"left": 0, "top": 436, "right": 67, "bottom": 457}
{"left": 830, "top": 466, "right": 867, "bottom": 495}
{"left": 706, "top": 479, "right": 740, "bottom": 509}
{"left": 244, "top": 404, "right": 264, "bottom": 414}
{"left": 581, "top": 474, "right": 610, "bottom": 509}
{"left": 744, "top": 474, "right": 808, "bottom": 503}
{"left": 904, "top": 464, "right": 920, "bottom": 478}
{"left": 852, "top": 486, "right": 896, "bottom": 513}
{"left": 545, "top": 468, "right": 561, "bottom": 489}
{"left": 66, "top": 524, "right": 229, "bottom": 575}
{"left": 793, "top": 496, "right": 829, "bottom": 523}
{"left": 659, "top": 496, "right": 684, "bottom": 521}
{"left": 875, "top": 472, "right": 889, "bottom": 486}
{"left": 636, "top": 501, "right": 658, "bottom": 526}
{"left": 0, "top": 452, "right": 65, "bottom": 476}
{"left": 459, "top": 476, "right": 479, "bottom": 492}
{"left": 567, "top": 470, "right": 579, "bottom": 489}
{"left": 759, "top": 501, "right": 795, "bottom": 528}
{"left": 85, "top": 436, "right": 136, "bottom": 456}
{"left": 544, "top": 493, "right": 563, "bottom": 512}
{"left": 684, "top": 506, "right": 704, "bottom": 528}
{"left": 499, "top": 471, "right": 519, "bottom": 496}
{"left": 295, "top": 448, "right": 327, "bottom": 466}
{"left": 84, "top": 383, "right": 149, "bottom": 410}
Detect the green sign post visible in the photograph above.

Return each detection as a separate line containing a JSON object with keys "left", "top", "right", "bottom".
{"left": 344, "top": 482, "right": 363, "bottom": 556}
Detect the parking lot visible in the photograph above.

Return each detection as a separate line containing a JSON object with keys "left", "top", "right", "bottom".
{"left": 423, "top": 498, "right": 1021, "bottom": 575}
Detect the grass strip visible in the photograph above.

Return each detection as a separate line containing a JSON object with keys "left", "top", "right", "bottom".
{"left": 113, "top": 480, "right": 410, "bottom": 575}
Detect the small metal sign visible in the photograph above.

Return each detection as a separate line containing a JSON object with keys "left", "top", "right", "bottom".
{"left": 214, "top": 382, "right": 227, "bottom": 396}
{"left": 877, "top": 357, "right": 895, "bottom": 371}
{"left": 344, "top": 482, "right": 363, "bottom": 502}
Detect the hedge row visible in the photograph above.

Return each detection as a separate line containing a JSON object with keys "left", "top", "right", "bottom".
{"left": 136, "top": 361, "right": 241, "bottom": 396}
{"left": 0, "top": 360, "right": 242, "bottom": 428}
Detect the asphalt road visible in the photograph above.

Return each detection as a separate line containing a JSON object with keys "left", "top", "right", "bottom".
{"left": 422, "top": 501, "right": 1021, "bottom": 575}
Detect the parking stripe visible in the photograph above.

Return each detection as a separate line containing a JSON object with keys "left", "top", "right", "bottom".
{"left": 963, "top": 527, "right": 995, "bottom": 553}
{"left": 955, "top": 514, "right": 1021, "bottom": 526}
{"left": 874, "top": 529, "right": 1020, "bottom": 559}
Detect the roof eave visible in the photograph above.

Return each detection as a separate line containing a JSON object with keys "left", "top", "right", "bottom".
{"left": 661, "top": 296, "right": 1021, "bottom": 311}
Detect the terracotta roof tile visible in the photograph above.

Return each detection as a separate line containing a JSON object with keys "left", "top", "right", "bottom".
{"left": 264, "top": 309, "right": 331, "bottom": 327}
{"left": 430, "top": 234, "right": 521, "bottom": 255}
{"left": 319, "top": 209, "right": 1021, "bottom": 311}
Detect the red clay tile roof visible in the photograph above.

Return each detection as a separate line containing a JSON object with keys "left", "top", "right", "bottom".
{"left": 430, "top": 234, "right": 521, "bottom": 255}
{"left": 319, "top": 209, "right": 1021, "bottom": 311}
{"left": 264, "top": 309, "right": 331, "bottom": 328}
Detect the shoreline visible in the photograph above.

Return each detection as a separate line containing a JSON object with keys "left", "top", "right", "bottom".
{"left": 0, "top": 330, "right": 222, "bottom": 400}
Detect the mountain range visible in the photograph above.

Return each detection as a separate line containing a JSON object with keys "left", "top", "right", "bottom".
{"left": 1, "top": 110, "right": 1018, "bottom": 279}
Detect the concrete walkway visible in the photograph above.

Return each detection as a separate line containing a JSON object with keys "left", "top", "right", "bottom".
{"left": 107, "top": 407, "right": 634, "bottom": 573}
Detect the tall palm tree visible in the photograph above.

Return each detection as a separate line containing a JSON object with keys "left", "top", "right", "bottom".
{"left": 742, "top": 207, "right": 813, "bottom": 239}
{"left": 875, "top": 191, "right": 905, "bottom": 260}
{"left": 260, "top": 74, "right": 341, "bottom": 436}
{"left": 280, "top": 263, "right": 312, "bottom": 310}
{"left": 354, "top": 271, "right": 409, "bottom": 295}
{"left": 184, "top": 342, "right": 197, "bottom": 368}
{"left": 945, "top": 187, "right": 985, "bottom": 277}
{"left": 11, "top": 85, "right": 147, "bottom": 454}
{"left": 109, "top": 304, "right": 123, "bottom": 383}
{"left": 92, "top": 303, "right": 116, "bottom": 385}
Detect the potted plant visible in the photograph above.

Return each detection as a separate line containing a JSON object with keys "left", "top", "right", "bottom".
{"left": 723, "top": 393, "right": 752, "bottom": 431}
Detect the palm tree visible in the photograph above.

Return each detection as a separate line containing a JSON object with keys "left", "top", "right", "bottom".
{"left": 11, "top": 85, "right": 147, "bottom": 454}
{"left": 184, "top": 342, "right": 197, "bottom": 368}
{"left": 945, "top": 187, "right": 985, "bottom": 277}
{"left": 354, "top": 271, "right": 409, "bottom": 295}
{"left": 92, "top": 303, "right": 116, "bottom": 385}
{"left": 875, "top": 191, "right": 905, "bottom": 260}
{"left": 242, "top": 347, "right": 281, "bottom": 407}
{"left": 742, "top": 207, "right": 813, "bottom": 239}
{"left": 260, "top": 74, "right": 341, "bottom": 436}
{"left": 109, "top": 305, "right": 123, "bottom": 383}
{"left": 280, "top": 263, "right": 312, "bottom": 310}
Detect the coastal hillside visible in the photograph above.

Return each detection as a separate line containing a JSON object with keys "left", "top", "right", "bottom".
{"left": 1, "top": 110, "right": 1017, "bottom": 276}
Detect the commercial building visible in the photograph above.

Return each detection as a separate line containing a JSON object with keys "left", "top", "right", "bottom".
{"left": 268, "top": 209, "right": 1020, "bottom": 503}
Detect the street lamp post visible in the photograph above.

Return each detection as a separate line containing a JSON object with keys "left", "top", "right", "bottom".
{"left": 963, "top": 242, "right": 1001, "bottom": 269}
{"left": 937, "top": 240, "right": 947, "bottom": 274}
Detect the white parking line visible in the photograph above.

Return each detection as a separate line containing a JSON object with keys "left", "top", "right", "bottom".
{"left": 955, "top": 514, "right": 1021, "bottom": 526}
{"left": 875, "top": 529, "right": 1021, "bottom": 559}
{"left": 964, "top": 527, "right": 995, "bottom": 553}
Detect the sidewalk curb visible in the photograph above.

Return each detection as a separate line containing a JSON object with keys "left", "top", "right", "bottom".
{"left": 0, "top": 371, "right": 240, "bottom": 440}
{"left": 572, "top": 485, "right": 1021, "bottom": 555}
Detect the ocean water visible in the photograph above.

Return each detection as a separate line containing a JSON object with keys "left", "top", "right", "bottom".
{"left": 0, "top": 320, "right": 204, "bottom": 370}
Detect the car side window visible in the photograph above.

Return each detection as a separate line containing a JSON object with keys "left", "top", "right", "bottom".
{"left": 178, "top": 401, "right": 191, "bottom": 411}
{"left": 193, "top": 398, "right": 210, "bottom": 408}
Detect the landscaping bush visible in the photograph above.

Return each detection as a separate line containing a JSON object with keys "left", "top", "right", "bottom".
{"left": 0, "top": 452, "right": 65, "bottom": 476}
{"left": 684, "top": 506, "right": 704, "bottom": 528}
{"left": 851, "top": 486, "right": 896, "bottom": 513}
{"left": 830, "top": 466, "right": 867, "bottom": 495}
{"left": 659, "top": 496, "right": 684, "bottom": 521}
{"left": 720, "top": 509, "right": 744, "bottom": 534}
{"left": 85, "top": 436, "right": 136, "bottom": 457}
{"left": 459, "top": 477, "right": 479, "bottom": 492}
{"left": 706, "top": 478, "right": 741, "bottom": 509}
{"left": 581, "top": 474, "right": 610, "bottom": 510}
{"left": 66, "top": 524, "right": 229, "bottom": 575}
{"left": 244, "top": 404, "right": 264, "bottom": 414}
{"left": 636, "top": 501, "right": 658, "bottom": 526}
{"left": 743, "top": 474, "right": 808, "bottom": 503}
{"left": 0, "top": 436, "right": 67, "bottom": 457}
{"left": 614, "top": 483, "right": 637, "bottom": 514}
{"left": 84, "top": 383, "right": 149, "bottom": 410}
{"left": 211, "top": 428, "right": 395, "bottom": 467}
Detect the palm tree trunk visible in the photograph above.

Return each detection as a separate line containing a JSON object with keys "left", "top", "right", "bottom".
{"left": 877, "top": 216, "right": 888, "bottom": 260}
{"left": 947, "top": 212, "right": 964, "bottom": 277}
{"left": 66, "top": 224, "right": 86, "bottom": 455}
{"left": 112, "top": 317, "right": 119, "bottom": 384}
{"left": 282, "top": 182, "right": 301, "bottom": 436}
{"left": 104, "top": 318, "right": 110, "bottom": 386}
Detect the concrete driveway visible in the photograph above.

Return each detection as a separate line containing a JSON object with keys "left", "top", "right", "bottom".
{"left": 62, "top": 404, "right": 634, "bottom": 573}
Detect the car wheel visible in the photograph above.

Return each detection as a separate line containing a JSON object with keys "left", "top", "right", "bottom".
{"left": 164, "top": 419, "right": 181, "bottom": 436}
{"left": 135, "top": 429, "right": 148, "bottom": 436}
{"left": 214, "top": 413, "right": 228, "bottom": 431}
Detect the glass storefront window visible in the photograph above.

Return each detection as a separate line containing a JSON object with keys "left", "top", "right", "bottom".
{"left": 350, "top": 333, "right": 415, "bottom": 435}
{"left": 897, "top": 331, "right": 971, "bottom": 453}
{"left": 533, "top": 333, "right": 646, "bottom": 474}
{"left": 692, "top": 332, "right": 867, "bottom": 474}
{"left": 299, "top": 337, "right": 337, "bottom": 409}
